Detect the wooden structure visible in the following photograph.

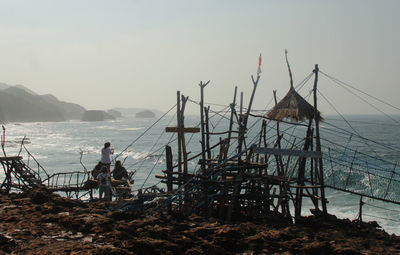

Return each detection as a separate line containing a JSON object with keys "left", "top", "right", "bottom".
{"left": 0, "top": 150, "right": 134, "bottom": 200}
{"left": 157, "top": 58, "right": 329, "bottom": 222}
{"left": 0, "top": 156, "right": 43, "bottom": 192}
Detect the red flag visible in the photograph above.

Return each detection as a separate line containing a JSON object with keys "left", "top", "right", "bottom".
{"left": 257, "top": 53, "right": 262, "bottom": 75}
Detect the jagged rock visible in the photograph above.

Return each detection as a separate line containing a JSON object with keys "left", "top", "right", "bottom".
{"left": 0, "top": 190, "right": 398, "bottom": 254}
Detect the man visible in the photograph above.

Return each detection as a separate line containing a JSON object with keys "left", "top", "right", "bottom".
{"left": 101, "top": 142, "right": 114, "bottom": 173}
{"left": 97, "top": 166, "right": 111, "bottom": 201}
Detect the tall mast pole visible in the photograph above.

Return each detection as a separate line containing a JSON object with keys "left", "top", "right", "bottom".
{"left": 312, "top": 64, "right": 327, "bottom": 217}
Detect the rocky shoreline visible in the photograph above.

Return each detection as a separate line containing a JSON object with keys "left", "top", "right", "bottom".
{"left": 0, "top": 188, "right": 399, "bottom": 254}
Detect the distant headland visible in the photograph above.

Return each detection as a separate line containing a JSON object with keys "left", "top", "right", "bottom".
{"left": 0, "top": 82, "right": 157, "bottom": 123}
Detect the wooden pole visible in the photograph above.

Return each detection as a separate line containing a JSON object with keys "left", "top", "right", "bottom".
{"left": 166, "top": 145, "right": 173, "bottom": 213}
{"left": 273, "top": 90, "right": 288, "bottom": 216}
{"left": 295, "top": 120, "right": 313, "bottom": 219}
{"left": 237, "top": 92, "right": 244, "bottom": 155}
{"left": 176, "top": 91, "right": 183, "bottom": 208}
{"left": 240, "top": 92, "right": 243, "bottom": 117}
{"left": 227, "top": 87, "right": 238, "bottom": 155}
{"left": 312, "top": 64, "right": 328, "bottom": 217}
{"left": 238, "top": 75, "right": 260, "bottom": 154}
{"left": 358, "top": 196, "right": 363, "bottom": 227}
{"left": 199, "top": 81, "right": 210, "bottom": 174}
{"left": 177, "top": 91, "right": 182, "bottom": 175}
{"left": 310, "top": 128, "right": 319, "bottom": 208}
{"left": 205, "top": 106, "right": 211, "bottom": 161}
{"left": 285, "top": 50, "right": 294, "bottom": 89}
{"left": 199, "top": 80, "right": 210, "bottom": 215}
{"left": 180, "top": 95, "right": 189, "bottom": 175}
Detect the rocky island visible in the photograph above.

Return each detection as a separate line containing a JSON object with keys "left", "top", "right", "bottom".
{"left": 81, "top": 110, "right": 116, "bottom": 122}
{"left": 135, "top": 110, "right": 156, "bottom": 118}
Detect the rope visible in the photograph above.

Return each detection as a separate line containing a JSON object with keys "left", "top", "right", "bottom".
{"left": 317, "top": 89, "right": 380, "bottom": 158}
{"left": 115, "top": 103, "right": 177, "bottom": 160}
{"left": 322, "top": 72, "right": 400, "bottom": 124}
{"left": 321, "top": 121, "right": 400, "bottom": 153}
{"left": 129, "top": 111, "right": 177, "bottom": 174}
{"left": 140, "top": 133, "right": 175, "bottom": 190}
{"left": 294, "top": 72, "right": 314, "bottom": 92}
{"left": 363, "top": 213, "right": 400, "bottom": 223}
{"left": 210, "top": 105, "right": 231, "bottom": 131}
{"left": 322, "top": 143, "right": 400, "bottom": 178}
{"left": 324, "top": 117, "right": 400, "bottom": 127}
{"left": 320, "top": 70, "right": 400, "bottom": 112}
{"left": 363, "top": 202, "right": 400, "bottom": 213}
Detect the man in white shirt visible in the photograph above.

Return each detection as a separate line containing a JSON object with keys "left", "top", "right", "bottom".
{"left": 101, "top": 142, "right": 114, "bottom": 173}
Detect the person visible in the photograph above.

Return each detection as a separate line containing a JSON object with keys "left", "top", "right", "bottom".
{"left": 112, "top": 160, "right": 129, "bottom": 180}
{"left": 101, "top": 142, "right": 114, "bottom": 173}
{"left": 91, "top": 161, "right": 102, "bottom": 179}
{"left": 97, "top": 166, "right": 112, "bottom": 201}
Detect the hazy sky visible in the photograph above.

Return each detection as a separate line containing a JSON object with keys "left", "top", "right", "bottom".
{"left": 0, "top": 0, "right": 399, "bottom": 115}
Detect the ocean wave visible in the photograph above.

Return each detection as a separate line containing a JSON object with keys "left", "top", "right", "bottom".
{"left": 120, "top": 127, "right": 143, "bottom": 131}
{"left": 94, "top": 125, "right": 118, "bottom": 130}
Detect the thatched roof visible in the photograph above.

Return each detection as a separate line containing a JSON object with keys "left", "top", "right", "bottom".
{"left": 266, "top": 86, "right": 322, "bottom": 122}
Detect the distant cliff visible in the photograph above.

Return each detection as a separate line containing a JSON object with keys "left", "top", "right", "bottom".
{"left": 0, "top": 84, "right": 86, "bottom": 123}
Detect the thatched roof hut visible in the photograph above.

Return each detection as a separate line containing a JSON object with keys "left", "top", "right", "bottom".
{"left": 266, "top": 86, "right": 322, "bottom": 122}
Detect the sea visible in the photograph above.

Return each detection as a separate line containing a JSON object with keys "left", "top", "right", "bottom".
{"left": 1, "top": 113, "right": 400, "bottom": 235}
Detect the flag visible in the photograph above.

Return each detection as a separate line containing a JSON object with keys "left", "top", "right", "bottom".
{"left": 257, "top": 53, "right": 262, "bottom": 75}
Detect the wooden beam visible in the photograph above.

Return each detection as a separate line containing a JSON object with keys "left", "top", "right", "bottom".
{"left": 253, "top": 147, "right": 322, "bottom": 158}
{"left": 0, "top": 156, "right": 23, "bottom": 161}
{"left": 165, "top": 127, "right": 200, "bottom": 133}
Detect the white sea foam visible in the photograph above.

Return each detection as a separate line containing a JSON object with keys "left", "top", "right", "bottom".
{"left": 120, "top": 127, "right": 143, "bottom": 131}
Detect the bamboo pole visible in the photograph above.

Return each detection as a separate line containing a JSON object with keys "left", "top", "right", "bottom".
{"left": 226, "top": 86, "right": 238, "bottom": 158}
{"left": 199, "top": 81, "right": 210, "bottom": 215}
{"left": 199, "top": 81, "right": 210, "bottom": 173}
{"left": 238, "top": 75, "right": 260, "bottom": 154}
{"left": 177, "top": 91, "right": 182, "bottom": 175}
{"left": 295, "top": 120, "right": 313, "bottom": 219}
{"left": 166, "top": 145, "right": 173, "bottom": 213}
{"left": 180, "top": 95, "right": 189, "bottom": 175}
{"left": 205, "top": 106, "right": 211, "bottom": 161}
{"left": 312, "top": 64, "right": 327, "bottom": 217}
{"left": 272, "top": 90, "right": 289, "bottom": 216}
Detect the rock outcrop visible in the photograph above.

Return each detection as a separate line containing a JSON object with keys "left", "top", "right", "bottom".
{"left": 0, "top": 189, "right": 399, "bottom": 254}
{"left": 136, "top": 110, "right": 155, "bottom": 118}
{"left": 107, "top": 109, "right": 123, "bottom": 119}
{"left": 81, "top": 110, "right": 116, "bottom": 121}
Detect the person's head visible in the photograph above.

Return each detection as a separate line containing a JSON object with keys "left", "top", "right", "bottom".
{"left": 104, "top": 142, "right": 111, "bottom": 148}
{"left": 101, "top": 166, "right": 108, "bottom": 173}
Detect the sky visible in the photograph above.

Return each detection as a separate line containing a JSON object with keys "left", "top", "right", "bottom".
{"left": 0, "top": 0, "right": 399, "bottom": 116}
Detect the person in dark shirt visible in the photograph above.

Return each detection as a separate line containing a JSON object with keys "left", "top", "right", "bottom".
{"left": 112, "top": 160, "right": 128, "bottom": 180}
{"left": 92, "top": 161, "right": 102, "bottom": 179}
